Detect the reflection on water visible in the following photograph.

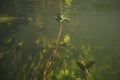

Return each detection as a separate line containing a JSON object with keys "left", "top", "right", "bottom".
{"left": 0, "top": 0, "right": 120, "bottom": 80}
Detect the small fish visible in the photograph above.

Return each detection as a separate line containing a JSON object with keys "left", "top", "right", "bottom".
{"left": 16, "top": 41, "right": 23, "bottom": 51}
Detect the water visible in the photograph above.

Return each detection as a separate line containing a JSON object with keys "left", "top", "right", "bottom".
{"left": 0, "top": 0, "right": 120, "bottom": 80}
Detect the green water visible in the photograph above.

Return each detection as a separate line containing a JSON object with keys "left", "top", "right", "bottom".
{"left": 0, "top": 0, "right": 120, "bottom": 80}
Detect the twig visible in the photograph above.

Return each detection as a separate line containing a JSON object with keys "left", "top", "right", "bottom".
{"left": 43, "top": 23, "right": 62, "bottom": 80}
{"left": 43, "top": 0, "right": 63, "bottom": 80}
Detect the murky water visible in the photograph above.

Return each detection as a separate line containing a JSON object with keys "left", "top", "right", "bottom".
{"left": 0, "top": 0, "right": 120, "bottom": 80}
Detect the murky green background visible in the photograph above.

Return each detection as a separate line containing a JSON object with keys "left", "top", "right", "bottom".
{"left": 0, "top": 0, "right": 120, "bottom": 80}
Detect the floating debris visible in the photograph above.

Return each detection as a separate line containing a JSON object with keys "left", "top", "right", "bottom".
{"left": 55, "top": 14, "right": 70, "bottom": 23}
{"left": 28, "top": 17, "right": 33, "bottom": 21}
{"left": 16, "top": 41, "right": 23, "bottom": 51}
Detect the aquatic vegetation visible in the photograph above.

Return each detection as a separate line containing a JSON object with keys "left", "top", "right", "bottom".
{"left": 64, "top": 0, "right": 72, "bottom": 7}
{"left": 63, "top": 34, "right": 71, "bottom": 43}
{"left": 59, "top": 34, "right": 71, "bottom": 47}
{"left": 33, "top": 34, "right": 95, "bottom": 80}
{"left": 0, "top": 21, "right": 114, "bottom": 80}
{"left": 0, "top": 0, "right": 118, "bottom": 80}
